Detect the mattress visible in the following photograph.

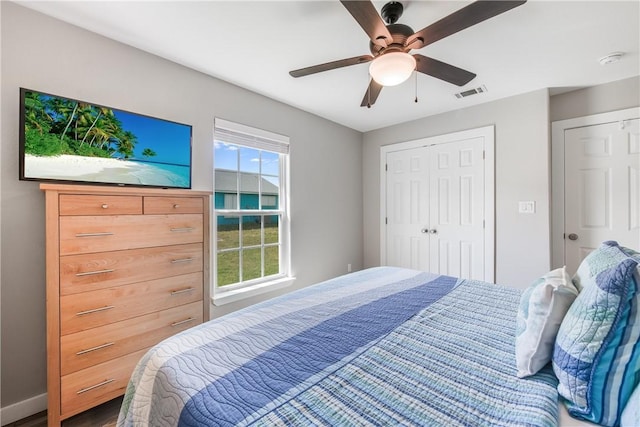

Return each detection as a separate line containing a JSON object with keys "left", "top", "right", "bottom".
{"left": 117, "top": 267, "right": 560, "bottom": 426}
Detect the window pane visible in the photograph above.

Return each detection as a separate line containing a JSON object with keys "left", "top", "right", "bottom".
{"left": 261, "top": 195, "right": 275, "bottom": 206}
{"left": 214, "top": 170, "right": 238, "bottom": 207}
{"left": 262, "top": 151, "right": 279, "bottom": 176}
{"left": 239, "top": 188, "right": 259, "bottom": 210}
{"left": 239, "top": 147, "right": 260, "bottom": 174}
{"left": 242, "top": 216, "right": 262, "bottom": 247}
{"left": 214, "top": 141, "right": 238, "bottom": 171}
{"left": 217, "top": 250, "right": 239, "bottom": 286}
{"left": 223, "top": 194, "right": 237, "bottom": 210}
{"left": 217, "top": 216, "right": 239, "bottom": 250}
{"left": 242, "top": 248, "right": 262, "bottom": 281}
{"left": 261, "top": 195, "right": 277, "bottom": 209}
{"left": 262, "top": 176, "right": 279, "bottom": 209}
{"left": 265, "top": 246, "right": 279, "bottom": 276}
{"left": 264, "top": 216, "right": 279, "bottom": 245}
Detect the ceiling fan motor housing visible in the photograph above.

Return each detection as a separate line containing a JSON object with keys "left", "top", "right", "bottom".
{"left": 369, "top": 23, "right": 414, "bottom": 56}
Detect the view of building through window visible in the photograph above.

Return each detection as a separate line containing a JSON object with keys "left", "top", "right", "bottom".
{"left": 214, "top": 139, "right": 286, "bottom": 289}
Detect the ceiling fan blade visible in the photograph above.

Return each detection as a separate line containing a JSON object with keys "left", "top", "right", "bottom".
{"left": 406, "top": 1, "right": 526, "bottom": 49}
{"left": 341, "top": 0, "right": 393, "bottom": 48}
{"left": 290, "top": 55, "right": 373, "bottom": 78}
{"left": 360, "top": 79, "right": 383, "bottom": 108}
{"left": 414, "top": 54, "right": 476, "bottom": 86}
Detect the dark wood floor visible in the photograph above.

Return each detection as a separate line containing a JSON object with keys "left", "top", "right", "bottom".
{"left": 6, "top": 397, "right": 122, "bottom": 427}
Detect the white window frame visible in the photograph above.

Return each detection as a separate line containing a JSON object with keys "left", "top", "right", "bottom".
{"left": 213, "top": 118, "right": 293, "bottom": 305}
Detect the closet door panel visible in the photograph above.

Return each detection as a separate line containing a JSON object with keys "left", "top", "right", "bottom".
{"left": 384, "top": 135, "right": 486, "bottom": 281}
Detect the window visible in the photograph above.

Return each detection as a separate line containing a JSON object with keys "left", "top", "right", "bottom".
{"left": 213, "top": 118, "right": 292, "bottom": 304}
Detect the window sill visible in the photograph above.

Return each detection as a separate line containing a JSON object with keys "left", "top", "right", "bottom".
{"left": 212, "top": 276, "right": 296, "bottom": 306}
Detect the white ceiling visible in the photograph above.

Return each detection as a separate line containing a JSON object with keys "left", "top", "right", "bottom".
{"left": 15, "top": 0, "right": 640, "bottom": 132}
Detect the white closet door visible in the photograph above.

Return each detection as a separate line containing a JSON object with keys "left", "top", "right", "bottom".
{"left": 429, "top": 138, "right": 485, "bottom": 279}
{"left": 385, "top": 148, "right": 430, "bottom": 271}
{"left": 384, "top": 137, "right": 486, "bottom": 280}
{"left": 564, "top": 118, "right": 640, "bottom": 274}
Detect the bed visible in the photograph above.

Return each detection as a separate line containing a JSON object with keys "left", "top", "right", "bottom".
{"left": 119, "top": 239, "right": 640, "bottom": 427}
{"left": 117, "top": 267, "right": 563, "bottom": 426}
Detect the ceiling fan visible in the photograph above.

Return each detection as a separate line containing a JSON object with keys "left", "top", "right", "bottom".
{"left": 289, "top": 0, "right": 527, "bottom": 108}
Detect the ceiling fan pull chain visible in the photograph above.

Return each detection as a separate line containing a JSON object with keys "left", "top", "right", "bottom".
{"left": 414, "top": 68, "right": 418, "bottom": 103}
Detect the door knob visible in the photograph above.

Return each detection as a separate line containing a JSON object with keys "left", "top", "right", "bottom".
{"left": 429, "top": 229, "right": 438, "bottom": 234}
{"left": 421, "top": 228, "right": 430, "bottom": 234}
{"left": 568, "top": 233, "right": 578, "bottom": 241}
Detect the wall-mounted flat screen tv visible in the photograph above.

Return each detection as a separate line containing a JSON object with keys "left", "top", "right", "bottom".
{"left": 19, "top": 88, "right": 192, "bottom": 189}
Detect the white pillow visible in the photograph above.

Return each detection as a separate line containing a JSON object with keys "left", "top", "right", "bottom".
{"left": 621, "top": 382, "right": 640, "bottom": 427}
{"left": 515, "top": 266, "right": 578, "bottom": 378}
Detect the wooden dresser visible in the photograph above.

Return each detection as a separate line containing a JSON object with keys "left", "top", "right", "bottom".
{"left": 41, "top": 184, "right": 211, "bottom": 426}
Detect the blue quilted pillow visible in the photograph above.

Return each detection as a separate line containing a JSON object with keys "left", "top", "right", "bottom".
{"left": 552, "top": 241, "right": 640, "bottom": 427}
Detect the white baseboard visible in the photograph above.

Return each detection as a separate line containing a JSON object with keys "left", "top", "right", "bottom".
{"left": 0, "top": 393, "right": 47, "bottom": 426}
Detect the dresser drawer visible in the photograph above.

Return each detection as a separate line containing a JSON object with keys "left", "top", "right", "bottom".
{"left": 60, "top": 243, "right": 203, "bottom": 296}
{"left": 61, "top": 272, "right": 203, "bottom": 334}
{"left": 60, "top": 348, "right": 147, "bottom": 419}
{"left": 144, "top": 196, "right": 203, "bottom": 214}
{"left": 59, "top": 214, "right": 203, "bottom": 255}
{"left": 61, "top": 301, "right": 203, "bottom": 375}
{"left": 59, "top": 195, "right": 142, "bottom": 216}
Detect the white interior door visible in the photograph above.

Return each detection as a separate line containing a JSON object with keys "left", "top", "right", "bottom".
{"left": 385, "top": 148, "right": 430, "bottom": 270}
{"left": 429, "top": 138, "right": 485, "bottom": 279}
{"left": 384, "top": 137, "right": 486, "bottom": 280}
{"left": 564, "top": 118, "right": 640, "bottom": 273}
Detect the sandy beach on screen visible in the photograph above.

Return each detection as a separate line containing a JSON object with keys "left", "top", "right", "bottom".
{"left": 25, "top": 154, "right": 187, "bottom": 187}
{"left": 26, "top": 154, "right": 142, "bottom": 177}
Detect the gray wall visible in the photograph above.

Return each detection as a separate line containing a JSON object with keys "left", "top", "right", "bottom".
{"left": 0, "top": 2, "right": 363, "bottom": 409}
{"left": 550, "top": 76, "right": 640, "bottom": 121}
{"left": 363, "top": 89, "right": 551, "bottom": 288}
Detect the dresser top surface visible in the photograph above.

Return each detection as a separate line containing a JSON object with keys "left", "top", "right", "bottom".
{"left": 40, "top": 183, "right": 212, "bottom": 197}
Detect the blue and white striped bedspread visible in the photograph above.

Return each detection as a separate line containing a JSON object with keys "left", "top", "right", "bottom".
{"left": 117, "top": 267, "right": 559, "bottom": 426}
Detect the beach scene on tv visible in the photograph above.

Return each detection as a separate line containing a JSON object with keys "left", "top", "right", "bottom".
{"left": 22, "top": 90, "right": 191, "bottom": 188}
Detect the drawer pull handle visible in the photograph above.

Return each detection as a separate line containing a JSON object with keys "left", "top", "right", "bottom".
{"left": 171, "top": 317, "right": 196, "bottom": 327}
{"left": 76, "top": 378, "right": 115, "bottom": 395}
{"left": 170, "top": 227, "right": 194, "bottom": 233}
{"left": 76, "top": 306, "right": 115, "bottom": 316}
{"left": 173, "top": 204, "right": 180, "bottom": 209}
{"left": 171, "top": 287, "right": 195, "bottom": 296}
{"left": 75, "top": 232, "right": 114, "bottom": 238}
{"left": 171, "top": 258, "right": 194, "bottom": 264}
{"left": 75, "top": 269, "right": 115, "bottom": 277}
{"left": 101, "top": 204, "right": 109, "bottom": 209}
{"left": 76, "top": 342, "right": 115, "bottom": 355}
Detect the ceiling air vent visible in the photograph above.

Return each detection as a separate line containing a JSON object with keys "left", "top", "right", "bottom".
{"left": 455, "top": 85, "right": 487, "bottom": 99}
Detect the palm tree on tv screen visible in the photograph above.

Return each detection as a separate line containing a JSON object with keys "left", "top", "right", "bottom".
{"left": 24, "top": 92, "right": 140, "bottom": 159}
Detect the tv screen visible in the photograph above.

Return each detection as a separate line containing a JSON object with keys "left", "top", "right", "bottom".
{"left": 19, "top": 88, "right": 192, "bottom": 189}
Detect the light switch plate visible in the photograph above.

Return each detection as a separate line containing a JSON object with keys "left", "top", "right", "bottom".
{"left": 518, "top": 201, "right": 536, "bottom": 214}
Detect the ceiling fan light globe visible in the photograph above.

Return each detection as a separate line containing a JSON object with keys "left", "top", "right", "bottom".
{"left": 369, "top": 52, "right": 416, "bottom": 86}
